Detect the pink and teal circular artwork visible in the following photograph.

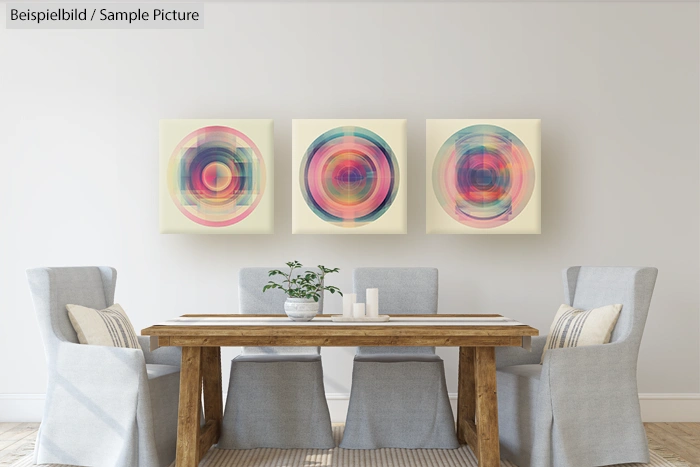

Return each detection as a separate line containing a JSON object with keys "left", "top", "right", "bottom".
{"left": 433, "top": 125, "right": 535, "bottom": 229}
{"left": 300, "top": 126, "right": 399, "bottom": 228}
{"left": 168, "top": 126, "right": 265, "bottom": 227}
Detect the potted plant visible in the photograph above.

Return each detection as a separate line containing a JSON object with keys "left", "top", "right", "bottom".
{"left": 263, "top": 261, "right": 342, "bottom": 321}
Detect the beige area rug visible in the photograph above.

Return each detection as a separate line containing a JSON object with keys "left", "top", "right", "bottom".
{"left": 10, "top": 425, "right": 690, "bottom": 467}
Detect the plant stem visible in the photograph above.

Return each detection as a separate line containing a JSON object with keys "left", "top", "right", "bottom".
{"left": 286, "top": 263, "right": 296, "bottom": 296}
{"left": 317, "top": 270, "right": 325, "bottom": 296}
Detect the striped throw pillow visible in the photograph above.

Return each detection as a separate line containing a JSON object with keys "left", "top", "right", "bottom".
{"left": 66, "top": 303, "right": 140, "bottom": 349}
{"left": 541, "top": 303, "right": 622, "bottom": 363}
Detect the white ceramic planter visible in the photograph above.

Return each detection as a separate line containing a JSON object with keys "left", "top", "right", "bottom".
{"left": 284, "top": 297, "right": 319, "bottom": 321}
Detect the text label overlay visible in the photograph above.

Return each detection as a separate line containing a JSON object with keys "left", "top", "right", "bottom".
{"left": 7, "top": 3, "right": 204, "bottom": 29}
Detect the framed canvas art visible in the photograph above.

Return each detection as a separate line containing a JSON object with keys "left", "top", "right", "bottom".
{"left": 426, "top": 119, "right": 541, "bottom": 234}
{"left": 292, "top": 119, "right": 407, "bottom": 234}
{"left": 160, "top": 119, "right": 273, "bottom": 234}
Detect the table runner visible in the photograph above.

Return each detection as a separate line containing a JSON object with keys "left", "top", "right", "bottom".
{"left": 155, "top": 316, "right": 528, "bottom": 327}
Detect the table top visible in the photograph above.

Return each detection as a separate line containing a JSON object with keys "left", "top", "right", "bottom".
{"left": 142, "top": 314, "right": 539, "bottom": 339}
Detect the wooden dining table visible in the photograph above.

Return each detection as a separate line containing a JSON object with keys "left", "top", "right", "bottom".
{"left": 141, "top": 314, "right": 538, "bottom": 467}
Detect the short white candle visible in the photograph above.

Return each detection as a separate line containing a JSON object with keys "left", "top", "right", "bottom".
{"left": 342, "top": 293, "right": 357, "bottom": 318}
{"left": 366, "top": 288, "right": 379, "bottom": 318}
{"left": 353, "top": 302, "right": 366, "bottom": 319}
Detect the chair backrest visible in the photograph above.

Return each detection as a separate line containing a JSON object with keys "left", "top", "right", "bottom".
{"left": 239, "top": 267, "right": 324, "bottom": 314}
{"left": 238, "top": 267, "right": 322, "bottom": 355}
{"left": 353, "top": 267, "right": 438, "bottom": 356}
{"left": 563, "top": 266, "right": 657, "bottom": 348}
{"left": 26, "top": 267, "right": 117, "bottom": 360}
{"left": 353, "top": 267, "right": 438, "bottom": 315}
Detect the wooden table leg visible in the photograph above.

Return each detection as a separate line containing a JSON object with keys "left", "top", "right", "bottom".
{"left": 457, "top": 347, "right": 476, "bottom": 447}
{"left": 199, "top": 347, "right": 223, "bottom": 461}
{"left": 176, "top": 346, "right": 203, "bottom": 467}
{"left": 458, "top": 346, "right": 500, "bottom": 466}
{"left": 474, "top": 346, "right": 500, "bottom": 467}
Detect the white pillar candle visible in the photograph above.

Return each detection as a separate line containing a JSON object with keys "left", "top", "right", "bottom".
{"left": 366, "top": 288, "right": 379, "bottom": 318}
{"left": 353, "top": 302, "right": 366, "bottom": 319}
{"left": 342, "top": 293, "right": 357, "bottom": 318}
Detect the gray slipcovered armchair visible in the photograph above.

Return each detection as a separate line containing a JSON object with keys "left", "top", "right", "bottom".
{"left": 495, "top": 266, "right": 658, "bottom": 467}
{"left": 26, "top": 267, "right": 181, "bottom": 467}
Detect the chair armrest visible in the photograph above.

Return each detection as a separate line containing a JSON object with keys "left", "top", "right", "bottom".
{"left": 138, "top": 336, "right": 182, "bottom": 367}
{"left": 58, "top": 340, "right": 146, "bottom": 376}
{"left": 496, "top": 335, "right": 547, "bottom": 369}
{"left": 53, "top": 341, "right": 147, "bottom": 413}
{"left": 544, "top": 341, "right": 636, "bottom": 384}
{"left": 542, "top": 341, "right": 640, "bottom": 419}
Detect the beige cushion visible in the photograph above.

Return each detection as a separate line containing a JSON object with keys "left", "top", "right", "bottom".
{"left": 66, "top": 303, "right": 140, "bottom": 349}
{"left": 541, "top": 303, "right": 622, "bottom": 363}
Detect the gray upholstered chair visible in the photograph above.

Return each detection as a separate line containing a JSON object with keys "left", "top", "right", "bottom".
{"left": 218, "top": 267, "right": 334, "bottom": 449}
{"left": 26, "top": 267, "right": 181, "bottom": 467}
{"left": 495, "top": 266, "right": 658, "bottom": 467}
{"left": 340, "top": 267, "right": 459, "bottom": 449}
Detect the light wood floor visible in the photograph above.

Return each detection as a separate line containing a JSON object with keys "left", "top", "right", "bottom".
{"left": 0, "top": 422, "right": 698, "bottom": 467}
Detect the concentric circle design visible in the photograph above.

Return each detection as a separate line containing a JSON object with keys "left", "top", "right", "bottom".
{"left": 433, "top": 125, "right": 535, "bottom": 229}
{"left": 300, "top": 126, "right": 399, "bottom": 227}
{"left": 167, "top": 126, "right": 265, "bottom": 227}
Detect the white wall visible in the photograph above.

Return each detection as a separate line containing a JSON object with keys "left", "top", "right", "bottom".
{"left": 1, "top": 1, "right": 699, "bottom": 420}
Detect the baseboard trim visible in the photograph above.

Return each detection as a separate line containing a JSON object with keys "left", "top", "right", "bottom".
{"left": 637, "top": 393, "right": 700, "bottom": 422}
{"left": 2, "top": 392, "right": 699, "bottom": 423}
{"left": 0, "top": 394, "right": 45, "bottom": 422}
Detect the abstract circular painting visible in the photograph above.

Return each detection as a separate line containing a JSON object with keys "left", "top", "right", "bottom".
{"left": 160, "top": 120, "right": 273, "bottom": 233}
{"left": 428, "top": 120, "right": 540, "bottom": 234}
{"left": 294, "top": 120, "right": 406, "bottom": 233}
